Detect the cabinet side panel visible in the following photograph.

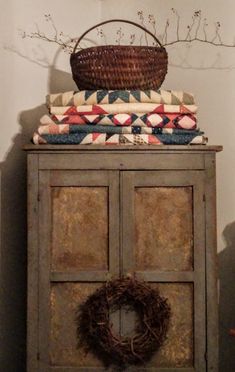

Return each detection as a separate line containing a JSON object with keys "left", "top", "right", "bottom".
{"left": 205, "top": 154, "right": 218, "bottom": 372}
{"left": 27, "top": 154, "right": 39, "bottom": 371}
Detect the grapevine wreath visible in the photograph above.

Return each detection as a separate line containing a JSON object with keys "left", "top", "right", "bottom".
{"left": 76, "top": 277, "right": 171, "bottom": 367}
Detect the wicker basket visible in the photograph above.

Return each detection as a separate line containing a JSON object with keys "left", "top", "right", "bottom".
{"left": 70, "top": 19, "right": 168, "bottom": 90}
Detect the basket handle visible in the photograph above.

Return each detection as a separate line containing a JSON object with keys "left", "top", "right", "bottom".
{"left": 72, "top": 18, "right": 163, "bottom": 53}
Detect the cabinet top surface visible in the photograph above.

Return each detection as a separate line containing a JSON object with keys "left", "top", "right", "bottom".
{"left": 24, "top": 144, "right": 223, "bottom": 153}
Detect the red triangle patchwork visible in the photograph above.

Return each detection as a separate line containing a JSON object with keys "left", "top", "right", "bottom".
{"left": 149, "top": 135, "right": 162, "bottom": 144}
{"left": 91, "top": 105, "right": 107, "bottom": 114}
{"left": 67, "top": 115, "right": 85, "bottom": 124}
{"left": 180, "top": 105, "right": 192, "bottom": 114}
{"left": 124, "top": 116, "right": 132, "bottom": 125}
{"left": 151, "top": 104, "right": 164, "bottom": 113}
{"left": 92, "top": 133, "right": 101, "bottom": 141}
{"left": 112, "top": 116, "right": 122, "bottom": 125}
{"left": 65, "top": 106, "right": 78, "bottom": 115}
{"left": 112, "top": 114, "right": 132, "bottom": 126}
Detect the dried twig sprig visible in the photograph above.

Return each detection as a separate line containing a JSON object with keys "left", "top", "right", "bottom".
{"left": 138, "top": 10, "right": 148, "bottom": 46}
{"left": 163, "top": 9, "right": 234, "bottom": 47}
{"left": 148, "top": 14, "right": 157, "bottom": 41}
{"left": 19, "top": 14, "right": 77, "bottom": 54}
{"left": 116, "top": 27, "right": 124, "bottom": 45}
{"left": 19, "top": 10, "right": 235, "bottom": 53}
{"left": 171, "top": 8, "right": 180, "bottom": 40}
{"left": 130, "top": 33, "right": 136, "bottom": 45}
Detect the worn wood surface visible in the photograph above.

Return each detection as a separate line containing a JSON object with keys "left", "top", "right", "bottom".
{"left": 134, "top": 271, "right": 195, "bottom": 282}
{"left": 49, "top": 368, "right": 195, "bottom": 372}
{"left": 27, "top": 154, "right": 39, "bottom": 371}
{"left": 38, "top": 153, "right": 205, "bottom": 170}
{"left": 205, "top": 154, "right": 218, "bottom": 372}
{"left": 38, "top": 170, "right": 51, "bottom": 371}
{"left": 26, "top": 147, "right": 221, "bottom": 371}
{"left": 24, "top": 144, "right": 223, "bottom": 152}
{"left": 191, "top": 173, "right": 206, "bottom": 372}
{"left": 50, "top": 271, "right": 111, "bottom": 282}
{"left": 108, "top": 171, "right": 120, "bottom": 278}
{"left": 50, "top": 170, "right": 112, "bottom": 186}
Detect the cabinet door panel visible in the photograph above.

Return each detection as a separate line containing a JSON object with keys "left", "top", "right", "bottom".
{"left": 121, "top": 171, "right": 206, "bottom": 372}
{"left": 38, "top": 170, "right": 119, "bottom": 371}
{"left": 148, "top": 283, "right": 194, "bottom": 368}
{"left": 135, "top": 186, "right": 193, "bottom": 271}
{"left": 120, "top": 283, "right": 194, "bottom": 369}
{"left": 51, "top": 187, "right": 108, "bottom": 271}
{"left": 50, "top": 283, "right": 103, "bottom": 368}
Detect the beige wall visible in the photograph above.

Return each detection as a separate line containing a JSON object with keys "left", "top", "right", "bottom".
{"left": 0, "top": 0, "right": 235, "bottom": 370}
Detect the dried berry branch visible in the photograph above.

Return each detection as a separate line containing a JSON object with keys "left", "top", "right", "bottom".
{"left": 162, "top": 19, "right": 170, "bottom": 45}
{"left": 165, "top": 37, "right": 234, "bottom": 48}
{"left": 116, "top": 27, "right": 124, "bottom": 45}
{"left": 203, "top": 18, "right": 208, "bottom": 41}
{"left": 19, "top": 10, "right": 235, "bottom": 54}
{"left": 137, "top": 11, "right": 148, "bottom": 46}
{"left": 97, "top": 27, "right": 108, "bottom": 45}
{"left": 195, "top": 11, "right": 202, "bottom": 38}
{"left": 148, "top": 14, "right": 156, "bottom": 35}
{"left": 19, "top": 14, "right": 78, "bottom": 54}
{"left": 171, "top": 8, "right": 180, "bottom": 41}
{"left": 185, "top": 12, "right": 197, "bottom": 40}
{"left": 130, "top": 33, "right": 136, "bottom": 45}
{"left": 161, "top": 9, "right": 235, "bottom": 47}
{"left": 212, "top": 22, "right": 222, "bottom": 43}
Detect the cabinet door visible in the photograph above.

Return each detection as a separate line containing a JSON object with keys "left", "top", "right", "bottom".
{"left": 121, "top": 171, "right": 206, "bottom": 372}
{"left": 38, "top": 170, "right": 119, "bottom": 372}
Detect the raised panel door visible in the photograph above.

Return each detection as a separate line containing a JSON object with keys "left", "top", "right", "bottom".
{"left": 38, "top": 170, "right": 119, "bottom": 371}
{"left": 121, "top": 170, "right": 206, "bottom": 372}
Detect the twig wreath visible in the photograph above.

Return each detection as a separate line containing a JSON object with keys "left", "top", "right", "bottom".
{"left": 76, "top": 277, "right": 171, "bottom": 367}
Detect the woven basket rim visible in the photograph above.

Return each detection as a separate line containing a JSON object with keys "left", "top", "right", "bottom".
{"left": 71, "top": 44, "right": 166, "bottom": 56}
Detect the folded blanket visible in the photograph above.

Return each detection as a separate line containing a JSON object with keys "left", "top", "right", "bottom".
{"left": 40, "top": 112, "right": 197, "bottom": 129}
{"left": 47, "top": 89, "right": 195, "bottom": 107}
{"left": 33, "top": 132, "right": 207, "bottom": 145}
{"left": 38, "top": 123, "right": 202, "bottom": 136}
{"left": 49, "top": 103, "right": 198, "bottom": 116}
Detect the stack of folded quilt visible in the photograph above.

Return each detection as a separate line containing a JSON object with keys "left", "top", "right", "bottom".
{"left": 33, "top": 89, "right": 207, "bottom": 145}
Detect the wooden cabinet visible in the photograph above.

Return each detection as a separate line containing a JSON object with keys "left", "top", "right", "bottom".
{"left": 25, "top": 145, "right": 222, "bottom": 372}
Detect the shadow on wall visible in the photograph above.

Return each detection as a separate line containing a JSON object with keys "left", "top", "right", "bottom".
{"left": 219, "top": 222, "right": 235, "bottom": 372}
{"left": 0, "top": 63, "right": 76, "bottom": 371}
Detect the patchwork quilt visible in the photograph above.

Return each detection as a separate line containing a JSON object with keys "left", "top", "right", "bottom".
{"left": 37, "top": 123, "right": 202, "bottom": 136}
{"left": 33, "top": 132, "right": 207, "bottom": 145}
{"left": 33, "top": 90, "right": 205, "bottom": 146}
{"left": 40, "top": 112, "right": 197, "bottom": 129}
{"left": 47, "top": 89, "right": 195, "bottom": 107}
{"left": 49, "top": 103, "right": 198, "bottom": 116}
